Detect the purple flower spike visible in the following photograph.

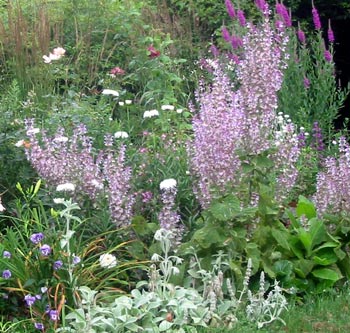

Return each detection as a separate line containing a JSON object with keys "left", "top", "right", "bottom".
{"left": 237, "top": 9, "right": 246, "bottom": 27}
{"left": 303, "top": 77, "right": 310, "bottom": 89}
{"left": 324, "top": 49, "right": 332, "bottom": 62}
{"left": 276, "top": 3, "right": 292, "bottom": 27}
{"left": 225, "top": 0, "right": 236, "bottom": 18}
{"left": 40, "top": 244, "right": 51, "bottom": 256}
{"left": 30, "top": 232, "right": 44, "bottom": 244}
{"left": 312, "top": 4, "right": 321, "bottom": 30}
{"left": 255, "top": 0, "right": 268, "bottom": 14}
{"left": 222, "top": 26, "right": 231, "bottom": 43}
{"left": 328, "top": 20, "right": 335, "bottom": 43}
{"left": 297, "top": 28, "right": 306, "bottom": 44}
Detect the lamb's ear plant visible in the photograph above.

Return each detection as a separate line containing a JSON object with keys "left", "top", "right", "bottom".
{"left": 58, "top": 228, "right": 288, "bottom": 332}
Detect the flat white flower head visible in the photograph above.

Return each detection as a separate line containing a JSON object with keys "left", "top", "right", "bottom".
{"left": 15, "top": 140, "right": 25, "bottom": 147}
{"left": 118, "top": 101, "right": 125, "bottom": 106}
{"left": 160, "top": 178, "right": 177, "bottom": 190}
{"left": 114, "top": 131, "right": 129, "bottom": 139}
{"left": 125, "top": 100, "right": 132, "bottom": 105}
{"left": 161, "top": 104, "right": 175, "bottom": 111}
{"left": 99, "top": 253, "right": 117, "bottom": 268}
{"left": 52, "top": 47, "right": 66, "bottom": 57}
{"left": 26, "top": 128, "right": 40, "bottom": 135}
{"left": 53, "top": 198, "right": 65, "bottom": 204}
{"left": 143, "top": 110, "right": 159, "bottom": 118}
{"left": 102, "top": 89, "right": 119, "bottom": 97}
{"left": 56, "top": 183, "right": 75, "bottom": 192}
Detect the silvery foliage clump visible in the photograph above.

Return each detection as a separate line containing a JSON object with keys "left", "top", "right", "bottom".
{"left": 57, "top": 229, "right": 288, "bottom": 332}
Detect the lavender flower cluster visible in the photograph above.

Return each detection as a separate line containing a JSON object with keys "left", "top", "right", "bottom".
{"left": 188, "top": 3, "right": 300, "bottom": 207}
{"left": 24, "top": 119, "right": 134, "bottom": 226}
{"left": 315, "top": 137, "right": 350, "bottom": 216}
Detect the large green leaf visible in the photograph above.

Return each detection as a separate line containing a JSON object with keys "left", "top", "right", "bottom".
{"left": 294, "top": 259, "right": 314, "bottom": 278}
{"left": 271, "top": 228, "right": 291, "bottom": 251}
{"left": 296, "top": 195, "right": 316, "bottom": 219}
{"left": 312, "top": 249, "right": 339, "bottom": 266}
{"left": 192, "top": 223, "right": 227, "bottom": 249}
{"left": 208, "top": 194, "right": 241, "bottom": 221}
{"left": 311, "top": 268, "right": 342, "bottom": 281}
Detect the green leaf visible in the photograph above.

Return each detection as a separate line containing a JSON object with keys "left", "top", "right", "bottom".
{"left": 296, "top": 195, "right": 316, "bottom": 219}
{"left": 271, "top": 228, "right": 291, "bottom": 251}
{"left": 273, "top": 260, "right": 293, "bottom": 277}
{"left": 159, "top": 320, "right": 173, "bottom": 331}
{"left": 311, "top": 268, "right": 342, "bottom": 281}
{"left": 309, "top": 219, "right": 327, "bottom": 249}
{"left": 208, "top": 194, "right": 241, "bottom": 221}
{"left": 294, "top": 259, "right": 314, "bottom": 278}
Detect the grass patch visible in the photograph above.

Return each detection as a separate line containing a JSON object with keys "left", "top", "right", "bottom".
{"left": 198, "top": 286, "right": 350, "bottom": 333}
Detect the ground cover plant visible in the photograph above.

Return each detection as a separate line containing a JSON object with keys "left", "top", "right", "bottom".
{"left": 1, "top": 0, "right": 350, "bottom": 332}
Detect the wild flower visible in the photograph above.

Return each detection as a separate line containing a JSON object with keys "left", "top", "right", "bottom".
{"left": 72, "top": 256, "right": 81, "bottom": 265}
{"left": 34, "top": 322, "right": 44, "bottom": 330}
{"left": 110, "top": 66, "right": 125, "bottom": 76}
{"left": 53, "top": 198, "right": 65, "bottom": 204}
{"left": 3, "top": 250, "right": 11, "bottom": 258}
{"left": 114, "top": 131, "right": 129, "bottom": 139}
{"left": 237, "top": 9, "right": 246, "bottom": 27}
{"left": 53, "top": 260, "right": 63, "bottom": 270}
{"left": 2, "top": 269, "right": 11, "bottom": 279}
{"left": 56, "top": 183, "right": 75, "bottom": 192}
{"left": 225, "top": 0, "right": 236, "bottom": 18}
{"left": 161, "top": 104, "right": 175, "bottom": 111}
{"left": 158, "top": 179, "right": 184, "bottom": 244}
{"left": 24, "top": 294, "right": 37, "bottom": 307}
{"left": 303, "top": 77, "right": 310, "bottom": 89}
{"left": 42, "top": 47, "right": 66, "bottom": 63}
{"left": 125, "top": 99, "right": 132, "bottom": 105}
{"left": 147, "top": 45, "right": 161, "bottom": 58}
{"left": 324, "top": 49, "right": 332, "bottom": 62}
{"left": 222, "top": 26, "right": 231, "bottom": 43}
{"left": 40, "top": 244, "right": 52, "bottom": 256}
{"left": 328, "top": 20, "right": 335, "bottom": 43}
{"left": 99, "top": 253, "right": 117, "bottom": 268}
{"left": 30, "top": 232, "right": 44, "bottom": 244}
{"left": 312, "top": 3, "right": 321, "bottom": 30}
{"left": 297, "top": 26, "right": 306, "bottom": 44}
{"left": 276, "top": 2, "right": 292, "bottom": 27}
{"left": 49, "top": 309, "right": 59, "bottom": 321}
{"left": 101, "top": 89, "right": 119, "bottom": 96}
{"left": 143, "top": 109, "right": 159, "bottom": 118}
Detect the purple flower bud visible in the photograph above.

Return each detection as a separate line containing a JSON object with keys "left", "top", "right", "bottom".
{"left": 53, "top": 260, "right": 63, "bottom": 270}
{"left": 231, "top": 35, "right": 243, "bottom": 49}
{"left": 2, "top": 269, "right": 11, "bottom": 279}
{"left": 324, "top": 49, "right": 332, "bottom": 62}
{"left": 297, "top": 29, "right": 306, "bottom": 44}
{"left": 30, "top": 232, "right": 44, "bottom": 244}
{"left": 24, "top": 294, "right": 37, "bottom": 307}
{"left": 328, "top": 20, "right": 335, "bottom": 43}
{"left": 255, "top": 0, "right": 268, "bottom": 13}
{"left": 276, "top": 3, "right": 292, "bottom": 27}
{"left": 225, "top": 0, "right": 236, "bottom": 18}
{"left": 40, "top": 244, "right": 51, "bottom": 256}
{"left": 222, "top": 26, "right": 231, "bottom": 43}
{"left": 312, "top": 5, "right": 321, "bottom": 30}
{"left": 303, "top": 77, "right": 310, "bottom": 89}
{"left": 72, "top": 256, "right": 81, "bottom": 265}
{"left": 3, "top": 251, "right": 11, "bottom": 259}
{"left": 237, "top": 9, "right": 246, "bottom": 27}
{"left": 34, "top": 322, "right": 44, "bottom": 330}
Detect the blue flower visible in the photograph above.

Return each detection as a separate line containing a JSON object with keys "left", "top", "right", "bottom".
{"left": 24, "top": 294, "right": 37, "bottom": 307}
{"left": 53, "top": 260, "right": 63, "bottom": 270}
{"left": 34, "top": 322, "right": 44, "bottom": 330}
{"left": 72, "top": 256, "right": 81, "bottom": 265}
{"left": 3, "top": 250, "right": 11, "bottom": 259}
{"left": 2, "top": 269, "right": 11, "bottom": 279}
{"left": 40, "top": 244, "right": 51, "bottom": 256}
{"left": 49, "top": 309, "right": 59, "bottom": 321}
{"left": 30, "top": 232, "right": 44, "bottom": 244}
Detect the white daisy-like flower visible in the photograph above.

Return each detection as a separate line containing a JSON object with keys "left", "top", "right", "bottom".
{"left": 99, "top": 253, "right": 117, "bottom": 268}
{"left": 114, "top": 131, "right": 129, "bottom": 139}
{"left": 118, "top": 101, "right": 125, "bottom": 106}
{"left": 159, "top": 178, "right": 177, "bottom": 190}
{"left": 56, "top": 183, "right": 75, "bottom": 192}
{"left": 102, "top": 89, "right": 119, "bottom": 97}
{"left": 161, "top": 104, "right": 175, "bottom": 111}
{"left": 125, "top": 100, "right": 132, "bottom": 105}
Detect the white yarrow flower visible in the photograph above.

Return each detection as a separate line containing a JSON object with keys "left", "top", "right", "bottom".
{"left": 160, "top": 178, "right": 177, "bottom": 190}
{"left": 15, "top": 140, "right": 25, "bottom": 147}
{"left": 56, "top": 183, "right": 75, "bottom": 192}
{"left": 99, "top": 253, "right": 117, "bottom": 268}
{"left": 114, "top": 131, "right": 129, "bottom": 139}
{"left": 161, "top": 104, "right": 175, "bottom": 111}
{"left": 143, "top": 110, "right": 159, "bottom": 118}
{"left": 125, "top": 100, "right": 132, "bottom": 105}
{"left": 102, "top": 89, "right": 119, "bottom": 97}
{"left": 53, "top": 198, "right": 65, "bottom": 204}
{"left": 26, "top": 128, "right": 40, "bottom": 135}
{"left": 118, "top": 101, "right": 125, "bottom": 106}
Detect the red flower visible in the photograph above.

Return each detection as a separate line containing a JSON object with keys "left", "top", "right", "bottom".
{"left": 147, "top": 45, "right": 160, "bottom": 58}
{"left": 110, "top": 66, "right": 125, "bottom": 75}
